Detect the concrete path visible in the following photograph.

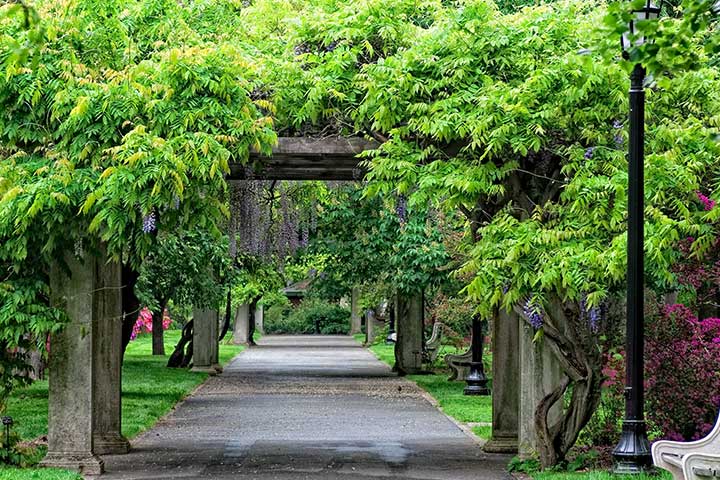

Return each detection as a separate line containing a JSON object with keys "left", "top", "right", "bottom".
{"left": 102, "top": 335, "right": 511, "bottom": 479}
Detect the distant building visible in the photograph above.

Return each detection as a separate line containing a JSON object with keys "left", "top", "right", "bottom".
{"left": 282, "top": 279, "right": 311, "bottom": 307}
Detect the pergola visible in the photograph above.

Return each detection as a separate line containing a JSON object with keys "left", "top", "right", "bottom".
{"left": 41, "top": 136, "right": 523, "bottom": 476}
{"left": 231, "top": 137, "right": 378, "bottom": 181}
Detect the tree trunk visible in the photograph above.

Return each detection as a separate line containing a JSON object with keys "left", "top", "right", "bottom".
{"left": 151, "top": 299, "right": 167, "bottom": 356}
{"left": 121, "top": 263, "right": 141, "bottom": 360}
{"left": 219, "top": 289, "right": 232, "bottom": 342}
{"left": 248, "top": 298, "right": 257, "bottom": 346}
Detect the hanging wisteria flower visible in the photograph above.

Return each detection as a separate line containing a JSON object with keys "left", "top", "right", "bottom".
{"left": 612, "top": 119, "right": 623, "bottom": 129}
{"left": 584, "top": 147, "right": 595, "bottom": 160}
{"left": 580, "top": 294, "right": 602, "bottom": 333}
{"left": 142, "top": 211, "right": 157, "bottom": 233}
{"left": 395, "top": 194, "right": 408, "bottom": 224}
{"left": 696, "top": 191, "right": 716, "bottom": 211}
{"left": 614, "top": 133, "right": 624, "bottom": 147}
{"left": 523, "top": 298, "right": 544, "bottom": 329}
{"left": 588, "top": 307, "right": 601, "bottom": 333}
{"left": 74, "top": 239, "right": 84, "bottom": 258}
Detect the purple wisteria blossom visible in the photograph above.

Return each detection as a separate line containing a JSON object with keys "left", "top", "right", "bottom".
{"left": 142, "top": 212, "right": 157, "bottom": 233}
{"left": 523, "top": 298, "right": 544, "bottom": 329}
{"left": 395, "top": 194, "right": 408, "bottom": 224}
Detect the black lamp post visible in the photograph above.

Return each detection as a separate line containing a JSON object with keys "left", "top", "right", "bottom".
{"left": 464, "top": 315, "right": 490, "bottom": 396}
{"left": 2, "top": 416, "right": 12, "bottom": 450}
{"left": 612, "top": 0, "right": 661, "bottom": 473}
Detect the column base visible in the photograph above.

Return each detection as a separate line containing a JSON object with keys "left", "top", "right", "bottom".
{"left": 191, "top": 366, "right": 218, "bottom": 375}
{"left": 93, "top": 433, "right": 130, "bottom": 455}
{"left": 40, "top": 452, "right": 104, "bottom": 475}
{"left": 483, "top": 434, "right": 518, "bottom": 454}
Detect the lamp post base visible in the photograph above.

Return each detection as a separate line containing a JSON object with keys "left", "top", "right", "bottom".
{"left": 612, "top": 420, "right": 653, "bottom": 474}
{"left": 463, "top": 362, "right": 490, "bottom": 396}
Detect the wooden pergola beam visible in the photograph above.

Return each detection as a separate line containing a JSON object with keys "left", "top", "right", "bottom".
{"left": 228, "top": 136, "right": 378, "bottom": 181}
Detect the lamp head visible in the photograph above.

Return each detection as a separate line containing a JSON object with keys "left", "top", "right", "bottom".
{"left": 621, "top": 0, "right": 663, "bottom": 54}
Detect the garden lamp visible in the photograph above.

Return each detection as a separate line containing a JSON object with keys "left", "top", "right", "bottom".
{"left": 612, "top": 0, "right": 663, "bottom": 474}
{"left": 620, "top": 0, "right": 662, "bottom": 56}
{"left": 2, "top": 416, "right": 13, "bottom": 450}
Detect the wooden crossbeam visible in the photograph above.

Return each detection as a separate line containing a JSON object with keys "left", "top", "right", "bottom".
{"left": 228, "top": 136, "right": 378, "bottom": 181}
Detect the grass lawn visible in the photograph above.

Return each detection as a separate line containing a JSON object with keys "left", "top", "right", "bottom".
{"left": 365, "top": 341, "right": 492, "bottom": 439}
{"left": 0, "top": 468, "right": 85, "bottom": 479}
{"left": 532, "top": 473, "right": 671, "bottom": 480}
{"left": 1, "top": 330, "right": 242, "bottom": 476}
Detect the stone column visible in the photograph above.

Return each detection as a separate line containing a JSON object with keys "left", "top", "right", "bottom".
{"left": 350, "top": 286, "right": 362, "bottom": 335}
{"left": 484, "top": 309, "right": 520, "bottom": 454}
{"left": 365, "top": 309, "right": 376, "bottom": 344}
{"left": 518, "top": 316, "right": 563, "bottom": 458}
{"left": 41, "top": 251, "right": 104, "bottom": 474}
{"left": 394, "top": 292, "right": 424, "bottom": 375}
{"left": 92, "top": 256, "right": 130, "bottom": 455}
{"left": 210, "top": 310, "right": 222, "bottom": 374}
{"left": 255, "top": 304, "right": 264, "bottom": 335}
{"left": 191, "top": 308, "right": 217, "bottom": 375}
{"left": 233, "top": 304, "right": 250, "bottom": 345}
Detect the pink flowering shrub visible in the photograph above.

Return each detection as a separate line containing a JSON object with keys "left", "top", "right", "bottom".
{"left": 130, "top": 307, "right": 172, "bottom": 340}
{"left": 645, "top": 304, "right": 720, "bottom": 441}
{"left": 583, "top": 304, "right": 720, "bottom": 446}
{"left": 697, "top": 191, "right": 717, "bottom": 211}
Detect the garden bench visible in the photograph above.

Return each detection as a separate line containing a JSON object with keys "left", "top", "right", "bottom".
{"left": 653, "top": 414, "right": 720, "bottom": 479}
{"left": 444, "top": 348, "right": 472, "bottom": 381}
{"left": 423, "top": 322, "right": 444, "bottom": 364}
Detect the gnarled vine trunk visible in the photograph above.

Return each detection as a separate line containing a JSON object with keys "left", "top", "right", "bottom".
{"left": 517, "top": 295, "right": 604, "bottom": 468}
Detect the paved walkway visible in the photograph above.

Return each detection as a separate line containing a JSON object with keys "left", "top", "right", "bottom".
{"left": 102, "top": 335, "right": 511, "bottom": 479}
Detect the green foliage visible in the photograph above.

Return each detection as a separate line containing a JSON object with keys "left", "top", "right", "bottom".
{"left": 508, "top": 456, "right": 543, "bottom": 474}
{"left": 264, "top": 299, "right": 350, "bottom": 335}
{"left": 136, "top": 230, "right": 234, "bottom": 312}
{"left": 310, "top": 185, "right": 450, "bottom": 299}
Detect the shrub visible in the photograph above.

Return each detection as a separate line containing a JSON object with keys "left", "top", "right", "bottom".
{"left": 645, "top": 304, "right": 720, "bottom": 441}
{"left": 130, "top": 308, "right": 172, "bottom": 341}
{"left": 582, "top": 303, "right": 720, "bottom": 447}
{"left": 264, "top": 299, "right": 350, "bottom": 335}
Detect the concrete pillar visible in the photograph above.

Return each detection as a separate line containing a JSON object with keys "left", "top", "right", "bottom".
{"left": 40, "top": 250, "right": 110, "bottom": 474}
{"left": 233, "top": 304, "right": 250, "bottom": 345}
{"left": 255, "top": 304, "right": 264, "bottom": 335}
{"left": 518, "top": 316, "right": 564, "bottom": 458}
{"left": 394, "top": 293, "right": 423, "bottom": 375}
{"left": 484, "top": 309, "right": 520, "bottom": 454}
{"left": 191, "top": 308, "right": 217, "bottom": 375}
{"left": 210, "top": 310, "right": 222, "bottom": 374}
{"left": 350, "top": 286, "right": 362, "bottom": 335}
{"left": 92, "top": 256, "right": 130, "bottom": 455}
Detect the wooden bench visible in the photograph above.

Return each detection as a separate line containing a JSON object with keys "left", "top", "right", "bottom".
{"left": 422, "top": 322, "right": 444, "bottom": 365}
{"left": 444, "top": 348, "right": 472, "bottom": 381}
{"left": 653, "top": 414, "right": 720, "bottom": 479}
